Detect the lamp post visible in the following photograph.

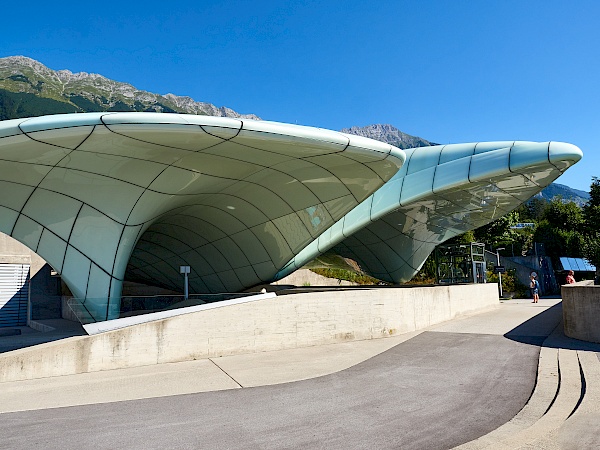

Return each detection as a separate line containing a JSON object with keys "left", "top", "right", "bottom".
{"left": 496, "top": 248, "right": 505, "bottom": 298}
{"left": 180, "top": 266, "right": 190, "bottom": 300}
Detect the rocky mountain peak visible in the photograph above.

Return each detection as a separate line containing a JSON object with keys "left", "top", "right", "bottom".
{"left": 0, "top": 55, "right": 50, "bottom": 73}
{"left": 55, "top": 69, "right": 109, "bottom": 83}
{"left": 341, "top": 123, "right": 436, "bottom": 149}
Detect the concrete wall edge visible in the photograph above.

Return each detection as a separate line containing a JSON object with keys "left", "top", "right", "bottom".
{"left": 0, "top": 284, "right": 499, "bottom": 382}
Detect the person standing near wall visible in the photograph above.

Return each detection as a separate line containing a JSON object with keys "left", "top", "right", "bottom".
{"left": 530, "top": 274, "right": 540, "bottom": 303}
{"left": 565, "top": 270, "right": 576, "bottom": 284}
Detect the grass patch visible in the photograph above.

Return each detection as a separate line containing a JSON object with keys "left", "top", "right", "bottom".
{"left": 310, "top": 268, "right": 388, "bottom": 285}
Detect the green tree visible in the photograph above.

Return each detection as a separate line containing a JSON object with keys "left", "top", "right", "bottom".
{"left": 515, "top": 197, "right": 548, "bottom": 222}
{"left": 531, "top": 198, "right": 586, "bottom": 264}
{"left": 582, "top": 177, "right": 600, "bottom": 278}
{"left": 542, "top": 197, "right": 584, "bottom": 233}
{"left": 583, "top": 177, "right": 600, "bottom": 235}
{"left": 445, "top": 230, "right": 476, "bottom": 245}
{"left": 582, "top": 237, "right": 600, "bottom": 273}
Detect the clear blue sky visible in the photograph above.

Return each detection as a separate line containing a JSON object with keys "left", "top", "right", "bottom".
{"left": 2, "top": 0, "right": 598, "bottom": 191}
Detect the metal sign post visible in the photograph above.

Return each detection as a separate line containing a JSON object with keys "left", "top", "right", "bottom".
{"left": 180, "top": 266, "right": 190, "bottom": 299}
{"left": 495, "top": 248, "right": 505, "bottom": 298}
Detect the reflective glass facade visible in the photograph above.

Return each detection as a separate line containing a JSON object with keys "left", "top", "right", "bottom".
{"left": 278, "top": 141, "right": 582, "bottom": 282}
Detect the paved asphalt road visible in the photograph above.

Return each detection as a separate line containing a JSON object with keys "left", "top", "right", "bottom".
{"left": 0, "top": 331, "right": 540, "bottom": 450}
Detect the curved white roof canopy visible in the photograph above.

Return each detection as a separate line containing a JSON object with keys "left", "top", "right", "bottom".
{"left": 0, "top": 113, "right": 405, "bottom": 319}
{"left": 279, "top": 141, "right": 583, "bottom": 281}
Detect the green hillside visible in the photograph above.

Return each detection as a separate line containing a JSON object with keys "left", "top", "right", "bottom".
{"left": 0, "top": 88, "right": 78, "bottom": 119}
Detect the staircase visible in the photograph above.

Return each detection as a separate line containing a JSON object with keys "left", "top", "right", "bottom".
{"left": 454, "top": 323, "right": 600, "bottom": 449}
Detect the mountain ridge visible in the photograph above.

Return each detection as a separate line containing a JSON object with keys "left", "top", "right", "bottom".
{"left": 533, "top": 181, "right": 589, "bottom": 206}
{"left": 0, "top": 55, "right": 260, "bottom": 120}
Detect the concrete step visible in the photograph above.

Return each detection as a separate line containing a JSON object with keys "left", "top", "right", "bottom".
{"left": 555, "top": 350, "right": 600, "bottom": 449}
{"left": 501, "top": 348, "right": 581, "bottom": 449}
{"left": 454, "top": 346, "right": 560, "bottom": 449}
{"left": 455, "top": 325, "right": 600, "bottom": 449}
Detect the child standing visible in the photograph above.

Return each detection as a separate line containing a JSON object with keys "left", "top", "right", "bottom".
{"left": 530, "top": 275, "right": 540, "bottom": 303}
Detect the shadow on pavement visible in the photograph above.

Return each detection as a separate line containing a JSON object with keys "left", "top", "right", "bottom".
{"left": 504, "top": 302, "right": 600, "bottom": 351}
{"left": 0, "top": 319, "right": 86, "bottom": 354}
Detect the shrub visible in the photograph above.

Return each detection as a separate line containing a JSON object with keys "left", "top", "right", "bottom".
{"left": 487, "top": 268, "right": 528, "bottom": 298}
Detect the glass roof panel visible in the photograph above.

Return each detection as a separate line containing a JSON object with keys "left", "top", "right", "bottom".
{"left": 250, "top": 222, "right": 293, "bottom": 266}
{"left": 400, "top": 167, "right": 435, "bottom": 205}
{"left": 61, "top": 246, "right": 91, "bottom": 299}
{"left": 244, "top": 168, "right": 321, "bottom": 211}
{"left": 223, "top": 180, "right": 294, "bottom": 219}
{"left": 303, "top": 154, "right": 385, "bottom": 203}
{"left": 271, "top": 159, "right": 353, "bottom": 204}
{"left": 0, "top": 206, "right": 18, "bottom": 236}
{"left": 0, "top": 181, "right": 35, "bottom": 212}
{"left": 39, "top": 167, "right": 144, "bottom": 222}
{"left": 203, "top": 141, "right": 293, "bottom": 166}
{"left": 11, "top": 215, "right": 43, "bottom": 252}
{"left": 230, "top": 229, "right": 271, "bottom": 265}
{"left": 322, "top": 195, "right": 357, "bottom": 222}
{"left": 407, "top": 146, "right": 442, "bottom": 174}
{"left": 235, "top": 129, "right": 347, "bottom": 157}
{"left": 57, "top": 151, "right": 165, "bottom": 187}
{"left": 212, "top": 238, "right": 252, "bottom": 269}
{"left": 438, "top": 143, "right": 476, "bottom": 164}
{"left": 363, "top": 157, "right": 402, "bottom": 182}
{"left": 78, "top": 126, "right": 189, "bottom": 164}
{"left": 105, "top": 123, "right": 222, "bottom": 151}
{"left": 473, "top": 141, "right": 514, "bottom": 154}
{"left": 25, "top": 126, "right": 95, "bottom": 150}
{"left": 69, "top": 205, "right": 123, "bottom": 273}
{"left": 297, "top": 204, "right": 334, "bottom": 238}
{"left": 36, "top": 230, "right": 67, "bottom": 273}
{"left": 433, "top": 157, "right": 471, "bottom": 193}
{"left": 509, "top": 143, "right": 548, "bottom": 172}
{"left": 0, "top": 134, "right": 68, "bottom": 164}
{"left": 271, "top": 213, "right": 313, "bottom": 253}
{"left": 172, "top": 152, "right": 263, "bottom": 179}
{"left": 469, "top": 148, "right": 510, "bottom": 182}
{"left": 22, "top": 190, "right": 82, "bottom": 240}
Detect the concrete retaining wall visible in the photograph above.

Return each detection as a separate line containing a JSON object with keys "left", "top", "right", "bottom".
{"left": 270, "top": 269, "right": 359, "bottom": 287}
{"left": 562, "top": 280, "right": 600, "bottom": 343}
{"left": 0, "top": 283, "right": 499, "bottom": 382}
{"left": 0, "top": 233, "right": 46, "bottom": 277}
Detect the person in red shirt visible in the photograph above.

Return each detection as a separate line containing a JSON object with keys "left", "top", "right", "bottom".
{"left": 565, "top": 270, "right": 576, "bottom": 284}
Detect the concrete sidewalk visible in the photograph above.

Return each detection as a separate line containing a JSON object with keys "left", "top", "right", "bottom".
{"left": 0, "top": 331, "right": 420, "bottom": 413}
{"left": 453, "top": 300, "right": 600, "bottom": 450}
{"left": 1, "top": 298, "right": 598, "bottom": 449}
{"left": 0, "top": 298, "right": 548, "bottom": 411}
